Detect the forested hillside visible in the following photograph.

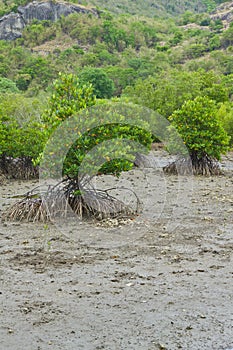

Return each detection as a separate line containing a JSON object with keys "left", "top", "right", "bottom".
{"left": 0, "top": 0, "right": 233, "bottom": 178}
{"left": 0, "top": 0, "right": 231, "bottom": 17}
{"left": 84, "top": 0, "right": 230, "bottom": 17}
{"left": 0, "top": 1, "right": 232, "bottom": 93}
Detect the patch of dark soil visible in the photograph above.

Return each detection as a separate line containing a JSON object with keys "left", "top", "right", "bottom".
{"left": 9, "top": 248, "right": 109, "bottom": 271}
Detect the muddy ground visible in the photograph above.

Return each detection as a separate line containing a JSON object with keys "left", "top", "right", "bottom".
{"left": 0, "top": 151, "right": 233, "bottom": 350}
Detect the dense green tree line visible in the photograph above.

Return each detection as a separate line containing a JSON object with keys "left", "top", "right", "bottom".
{"left": 0, "top": 1, "right": 233, "bottom": 179}
{"left": 0, "top": 9, "right": 232, "bottom": 95}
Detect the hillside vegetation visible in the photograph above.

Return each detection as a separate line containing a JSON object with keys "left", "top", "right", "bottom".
{"left": 0, "top": 0, "right": 231, "bottom": 17}
{"left": 0, "top": 2, "right": 232, "bottom": 93}
{"left": 0, "top": 1, "right": 233, "bottom": 89}
{"left": 0, "top": 0, "right": 233, "bottom": 179}
{"left": 84, "top": 0, "right": 230, "bottom": 17}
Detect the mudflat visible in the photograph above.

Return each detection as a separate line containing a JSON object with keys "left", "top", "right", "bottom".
{"left": 0, "top": 152, "right": 233, "bottom": 350}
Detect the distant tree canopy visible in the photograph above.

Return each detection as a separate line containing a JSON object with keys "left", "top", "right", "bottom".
{"left": 0, "top": 0, "right": 230, "bottom": 18}
{"left": 78, "top": 67, "right": 115, "bottom": 99}
{"left": 0, "top": 93, "right": 46, "bottom": 162}
{"left": 0, "top": 77, "right": 19, "bottom": 94}
{"left": 0, "top": 0, "right": 232, "bottom": 97}
{"left": 124, "top": 69, "right": 230, "bottom": 118}
{"left": 217, "top": 101, "right": 233, "bottom": 146}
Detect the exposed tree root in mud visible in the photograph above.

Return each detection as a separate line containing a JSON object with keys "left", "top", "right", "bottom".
{"left": 0, "top": 156, "right": 38, "bottom": 180}
{"left": 3, "top": 178, "right": 141, "bottom": 222}
{"left": 163, "top": 155, "right": 222, "bottom": 176}
{"left": 0, "top": 171, "right": 6, "bottom": 185}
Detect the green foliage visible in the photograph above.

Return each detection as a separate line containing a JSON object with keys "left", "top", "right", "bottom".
{"left": 184, "top": 43, "right": 207, "bottom": 59}
{"left": 43, "top": 72, "right": 96, "bottom": 131}
{"left": 0, "top": 92, "right": 46, "bottom": 121}
{"left": 124, "top": 69, "right": 230, "bottom": 117}
{"left": 0, "top": 0, "right": 229, "bottom": 19}
{"left": 22, "top": 21, "right": 56, "bottom": 47}
{"left": 20, "top": 56, "right": 56, "bottom": 90}
{"left": 179, "top": 11, "right": 199, "bottom": 25}
{"left": 0, "top": 93, "right": 46, "bottom": 160}
{"left": 0, "top": 3, "right": 230, "bottom": 98}
{"left": 217, "top": 102, "right": 233, "bottom": 146}
{"left": 15, "top": 73, "right": 31, "bottom": 91}
{"left": 0, "top": 0, "right": 231, "bottom": 181}
{"left": 208, "top": 34, "right": 221, "bottom": 50}
{"left": 210, "top": 18, "right": 223, "bottom": 32}
{"left": 0, "top": 77, "right": 19, "bottom": 93}
{"left": 210, "top": 51, "right": 233, "bottom": 75}
{"left": 104, "top": 66, "right": 135, "bottom": 95}
{"left": 169, "top": 96, "right": 229, "bottom": 160}
{"left": 1, "top": 117, "right": 46, "bottom": 159}
{"left": 185, "top": 50, "right": 233, "bottom": 76}
{"left": 222, "top": 74, "right": 233, "bottom": 98}
{"left": 83, "top": 0, "right": 228, "bottom": 17}
{"left": 169, "top": 30, "right": 183, "bottom": 45}
{"left": 221, "top": 27, "right": 233, "bottom": 49}
{"left": 78, "top": 67, "right": 115, "bottom": 99}
{"left": 202, "top": 0, "right": 216, "bottom": 12}
{"left": 64, "top": 122, "right": 152, "bottom": 177}
{"left": 42, "top": 73, "right": 152, "bottom": 178}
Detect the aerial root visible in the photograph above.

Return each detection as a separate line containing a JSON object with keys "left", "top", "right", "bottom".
{"left": 3, "top": 179, "right": 141, "bottom": 222}
{"left": 0, "top": 157, "right": 38, "bottom": 180}
{"left": 163, "top": 155, "right": 222, "bottom": 176}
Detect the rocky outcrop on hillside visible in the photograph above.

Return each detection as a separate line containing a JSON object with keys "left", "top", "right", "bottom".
{"left": 0, "top": 13, "right": 25, "bottom": 40}
{"left": 0, "top": 1, "right": 97, "bottom": 40}
{"left": 210, "top": 1, "right": 233, "bottom": 28}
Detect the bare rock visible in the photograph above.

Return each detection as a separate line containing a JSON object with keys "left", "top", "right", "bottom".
{"left": 0, "top": 12, "right": 24, "bottom": 40}
{"left": 210, "top": 1, "right": 233, "bottom": 29}
{"left": 18, "top": 1, "right": 97, "bottom": 24}
{"left": 0, "top": 1, "right": 97, "bottom": 40}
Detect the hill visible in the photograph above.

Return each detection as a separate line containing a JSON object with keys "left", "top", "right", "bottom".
{"left": 0, "top": 0, "right": 231, "bottom": 94}
{"left": 0, "top": 0, "right": 231, "bottom": 18}
{"left": 0, "top": 0, "right": 231, "bottom": 105}
{"left": 83, "top": 0, "right": 231, "bottom": 17}
{"left": 0, "top": 0, "right": 233, "bottom": 181}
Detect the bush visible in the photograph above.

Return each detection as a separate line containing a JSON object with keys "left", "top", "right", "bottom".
{"left": 0, "top": 78, "right": 19, "bottom": 93}
{"left": 78, "top": 67, "right": 115, "bottom": 99}
{"left": 0, "top": 93, "right": 47, "bottom": 177}
{"left": 217, "top": 102, "right": 233, "bottom": 146}
{"left": 1, "top": 117, "right": 46, "bottom": 160}
{"left": 124, "top": 69, "right": 230, "bottom": 118}
{"left": 64, "top": 121, "right": 152, "bottom": 178}
{"left": 167, "top": 96, "right": 230, "bottom": 174}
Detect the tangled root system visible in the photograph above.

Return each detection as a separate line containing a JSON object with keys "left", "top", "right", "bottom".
{"left": 163, "top": 155, "right": 222, "bottom": 176}
{"left": 0, "top": 171, "right": 6, "bottom": 185}
{"left": 0, "top": 157, "right": 38, "bottom": 180}
{"left": 3, "top": 178, "right": 141, "bottom": 222}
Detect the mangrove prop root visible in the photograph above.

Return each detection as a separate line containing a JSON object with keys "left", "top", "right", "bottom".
{"left": 3, "top": 179, "right": 141, "bottom": 222}
{"left": 0, "top": 157, "right": 38, "bottom": 180}
{"left": 163, "top": 155, "right": 222, "bottom": 176}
